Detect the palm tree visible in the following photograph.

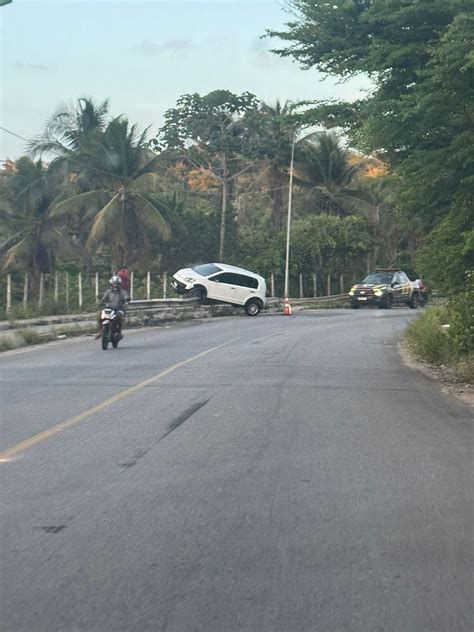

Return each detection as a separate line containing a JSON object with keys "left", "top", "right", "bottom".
{"left": 30, "top": 97, "right": 109, "bottom": 158}
{"left": 253, "top": 100, "right": 296, "bottom": 231}
{"left": 296, "top": 131, "right": 375, "bottom": 218}
{"left": 0, "top": 158, "right": 72, "bottom": 280}
{"left": 51, "top": 117, "right": 171, "bottom": 268}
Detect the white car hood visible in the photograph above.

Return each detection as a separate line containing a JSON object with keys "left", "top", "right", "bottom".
{"left": 173, "top": 268, "right": 199, "bottom": 282}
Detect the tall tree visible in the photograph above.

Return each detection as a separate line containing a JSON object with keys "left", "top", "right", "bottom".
{"left": 248, "top": 100, "right": 296, "bottom": 231}
{"left": 30, "top": 97, "right": 110, "bottom": 158}
{"left": 268, "top": 0, "right": 474, "bottom": 291}
{"left": 51, "top": 117, "right": 171, "bottom": 268}
{"left": 155, "top": 90, "right": 260, "bottom": 260}
{"left": 295, "top": 131, "right": 374, "bottom": 218}
{"left": 0, "top": 158, "right": 70, "bottom": 279}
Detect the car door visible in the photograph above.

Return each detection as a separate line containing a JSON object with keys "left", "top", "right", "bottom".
{"left": 230, "top": 274, "right": 259, "bottom": 305}
{"left": 399, "top": 272, "right": 412, "bottom": 301}
{"left": 207, "top": 272, "right": 238, "bottom": 303}
{"left": 391, "top": 274, "right": 403, "bottom": 303}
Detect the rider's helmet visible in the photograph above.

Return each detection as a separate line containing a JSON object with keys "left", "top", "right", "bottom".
{"left": 109, "top": 275, "right": 121, "bottom": 291}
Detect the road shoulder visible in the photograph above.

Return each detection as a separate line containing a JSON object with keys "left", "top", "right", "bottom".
{"left": 398, "top": 342, "right": 473, "bottom": 409}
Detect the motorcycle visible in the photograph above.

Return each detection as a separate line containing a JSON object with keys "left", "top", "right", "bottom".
{"left": 99, "top": 306, "right": 122, "bottom": 350}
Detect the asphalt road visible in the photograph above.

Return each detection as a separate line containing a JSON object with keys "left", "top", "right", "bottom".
{"left": 1, "top": 309, "right": 472, "bottom": 631}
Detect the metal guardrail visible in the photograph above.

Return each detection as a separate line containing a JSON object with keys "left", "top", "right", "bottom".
{"left": 126, "top": 297, "right": 200, "bottom": 311}
{"left": 289, "top": 294, "right": 349, "bottom": 305}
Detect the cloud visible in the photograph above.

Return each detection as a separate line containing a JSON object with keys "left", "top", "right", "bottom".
{"left": 130, "top": 38, "right": 196, "bottom": 58}
{"left": 14, "top": 61, "right": 56, "bottom": 72}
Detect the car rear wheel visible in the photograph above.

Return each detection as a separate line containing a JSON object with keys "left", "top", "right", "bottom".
{"left": 245, "top": 299, "right": 262, "bottom": 316}
{"left": 409, "top": 293, "right": 420, "bottom": 309}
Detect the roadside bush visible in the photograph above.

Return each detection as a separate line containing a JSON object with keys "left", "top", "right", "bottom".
{"left": 405, "top": 306, "right": 452, "bottom": 364}
{"left": 447, "top": 275, "right": 474, "bottom": 356}
{"left": 16, "top": 329, "right": 45, "bottom": 346}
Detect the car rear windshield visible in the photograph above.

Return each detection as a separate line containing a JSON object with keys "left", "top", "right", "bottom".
{"left": 362, "top": 273, "right": 393, "bottom": 284}
{"left": 192, "top": 264, "right": 222, "bottom": 277}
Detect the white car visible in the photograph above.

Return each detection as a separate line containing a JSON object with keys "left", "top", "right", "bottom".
{"left": 171, "top": 263, "right": 267, "bottom": 316}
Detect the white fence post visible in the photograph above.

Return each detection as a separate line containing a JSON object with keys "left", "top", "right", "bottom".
{"left": 65, "top": 272, "right": 69, "bottom": 310}
{"left": 313, "top": 272, "right": 317, "bottom": 298}
{"left": 6, "top": 274, "right": 11, "bottom": 314}
{"left": 78, "top": 272, "right": 83, "bottom": 308}
{"left": 270, "top": 272, "right": 275, "bottom": 297}
{"left": 146, "top": 271, "right": 151, "bottom": 301}
{"left": 23, "top": 273, "right": 29, "bottom": 310}
{"left": 327, "top": 274, "right": 331, "bottom": 296}
{"left": 299, "top": 273, "right": 304, "bottom": 298}
{"left": 163, "top": 272, "right": 167, "bottom": 299}
{"left": 95, "top": 272, "right": 99, "bottom": 299}
{"left": 54, "top": 271, "right": 59, "bottom": 304}
{"left": 39, "top": 273, "right": 44, "bottom": 309}
{"left": 130, "top": 271, "right": 134, "bottom": 300}
{"left": 340, "top": 273, "right": 344, "bottom": 294}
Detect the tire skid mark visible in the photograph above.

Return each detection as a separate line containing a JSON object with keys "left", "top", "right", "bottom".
{"left": 161, "top": 399, "right": 210, "bottom": 441}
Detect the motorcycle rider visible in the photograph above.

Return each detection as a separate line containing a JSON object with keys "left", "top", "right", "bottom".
{"left": 95, "top": 275, "right": 129, "bottom": 339}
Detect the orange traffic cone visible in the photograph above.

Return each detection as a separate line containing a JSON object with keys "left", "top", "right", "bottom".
{"left": 283, "top": 299, "right": 292, "bottom": 316}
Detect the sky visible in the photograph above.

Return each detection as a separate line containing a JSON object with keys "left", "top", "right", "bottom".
{"left": 0, "top": 0, "right": 371, "bottom": 159}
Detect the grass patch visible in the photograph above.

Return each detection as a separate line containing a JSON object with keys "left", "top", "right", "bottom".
{"left": 405, "top": 305, "right": 473, "bottom": 383}
{"left": 0, "top": 338, "right": 17, "bottom": 352}
{"left": 405, "top": 306, "right": 452, "bottom": 364}
{"left": 454, "top": 354, "right": 474, "bottom": 383}
{"left": 16, "top": 329, "right": 50, "bottom": 346}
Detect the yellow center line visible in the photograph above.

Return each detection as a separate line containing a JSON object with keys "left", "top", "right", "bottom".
{"left": 0, "top": 338, "right": 240, "bottom": 462}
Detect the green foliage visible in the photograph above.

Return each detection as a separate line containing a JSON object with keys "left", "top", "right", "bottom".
{"left": 448, "top": 274, "right": 474, "bottom": 355}
{"left": 17, "top": 329, "right": 44, "bottom": 346}
{"left": 48, "top": 116, "right": 171, "bottom": 268}
{"left": 405, "top": 292, "right": 474, "bottom": 381}
{"left": 416, "top": 199, "right": 474, "bottom": 294}
{"left": 291, "top": 214, "right": 371, "bottom": 277}
{"left": 160, "top": 197, "right": 220, "bottom": 271}
{"left": 230, "top": 214, "right": 371, "bottom": 294}
{"left": 2, "top": 93, "right": 416, "bottom": 306}
{"left": 155, "top": 90, "right": 262, "bottom": 258}
{"left": 0, "top": 158, "right": 72, "bottom": 275}
{"left": 30, "top": 97, "right": 109, "bottom": 157}
{"left": 230, "top": 230, "right": 285, "bottom": 277}
{"left": 270, "top": 0, "right": 474, "bottom": 296}
{"left": 296, "top": 131, "right": 376, "bottom": 218}
{"left": 405, "top": 307, "right": 452, "bottom": 364}
{"left": 268, "top": 1, "right": 465, "bottom": 78}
